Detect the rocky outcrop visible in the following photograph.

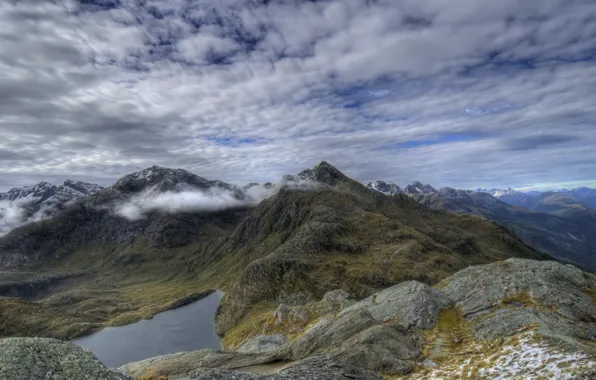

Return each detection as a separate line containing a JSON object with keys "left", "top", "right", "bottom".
{"left": 177, "top": 356, "right": 383, "bottom": 380}
{"left": 0, "top": 338, "right": 131, "bottom": 380}
{"left": 236, "top": 334, "right": 287, "bottom": 354}
{"left": 439, "top": 258, "right": 596, "bottom": 347}
{"left": 339, "top": 281, "right": 452, "bottom": 329}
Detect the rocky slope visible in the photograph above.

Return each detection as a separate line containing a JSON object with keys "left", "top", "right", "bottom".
{"left": 213, "top": 163, "right": 547, "bottom": 342}
{"left": 116, "top": 258, "right": 596, "bottom": 379}
{"left": 368, "top": 181, "right": 596, "bottom": 270}
{"left": 5, "top": 256, "right": 596, "bottom": 380}
{"left": 3, "top": 259, "right": 594, "bottom": 379}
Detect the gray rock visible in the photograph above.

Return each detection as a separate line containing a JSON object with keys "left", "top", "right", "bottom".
{"left": 237, "top": 335, "right": 287, "bottom": 354}
{"left": 339, "top": 280, "right": 452, "bottom": 329}
{"left": 0, "top": 337, "right": 131, "bottom": 380}
{"left": 273, "top": 304, "right": 291, "bottom": 324}
{"left": 442, "top": 258, "right": 596, "bottom": 322}
{"left": 177, "top": 356, "right": 382, "bottom": 379}
{"left": 274, "top": 356, "right": 383, "bottom": 379}
{"left": 120, "top": 349, "right": 279, "bottom": 378}
{"left": 474, "top": 308, "right": 596, "bottom": 347}
{"left": 322, "top": 289, "right": 350, "bottom": 304}
{"left": 332, "top": 324, "right": 419, "bottom": 375}
{"left": 285, "top": 309, "right": 376, "bottom": 359}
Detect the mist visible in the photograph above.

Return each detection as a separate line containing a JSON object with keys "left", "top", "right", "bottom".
{"left": 114, "top": 180, "right": 319, "bottom": 221}
{"left": 0, "top": 199, "right": 55, "bottom": 237}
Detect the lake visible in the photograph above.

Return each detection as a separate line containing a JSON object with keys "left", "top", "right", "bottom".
{"left": 73, "top": 290, "right": 223, "bottom": 368}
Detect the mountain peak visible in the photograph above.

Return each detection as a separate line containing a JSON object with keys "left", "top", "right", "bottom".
{"left": 366, "top": 180, "right": 402, "bottom": 195}
{"left": 112, "top": 166, "right": 213, "bottom": 193}
{"left": 287, "top": 161, "right": 350, "bottom": 186}
{"left": 404, "top": 181, "right": 437, "bottom": 195}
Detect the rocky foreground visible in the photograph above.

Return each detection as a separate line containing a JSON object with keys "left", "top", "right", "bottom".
{"left": 2, "top": 258, "right": 596, "bottom": 379}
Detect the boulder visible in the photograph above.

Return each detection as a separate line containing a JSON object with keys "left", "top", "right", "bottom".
{"left": 237, "top": 335, "right": 287, "bottom": 354}
{"left": 120, "top": 349, "right": 279, "bottom": 379}
{"left": 441, "top": 258, "right": 596, "bottom": 322}
{"left": 339, "top": 281, "right": 451, "bottom": 329}
{"left": 0, "top": 338, "right": 131, "bottom": 380}
{"left": 284, "top": 309, "right": 375, "bottom": 360}
{"left": 331, "top": 324, "right": 419, "bottom": 375}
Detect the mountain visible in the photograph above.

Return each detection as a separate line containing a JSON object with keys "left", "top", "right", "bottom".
{"left": 476, "top": 185, "right": 596, "bottom": 211}
{"left": 0, "top": 180, "right": 104, "bottom": 236}
{"left": 0, "top": 162, "right": 547, "bottom": 344}
{"left": 368, "top": 181, "right": 596, "bottom": 269}
{"left": 475, "top": 187, "right": 539, "bottom": 208}
{"left": 365, "top": 180, "right": 402, "bottom": 195}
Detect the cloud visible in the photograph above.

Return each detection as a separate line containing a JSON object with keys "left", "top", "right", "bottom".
{"left": 505, "top": 134, "right": 579, "bottom": 151}
{"left": 0, "top": 199, "right": 57, "bottom": 237}
{"left": 0, "top": 0, "right": 595, "bottom": 191}
{"left": 114, "top": 179, "right": 318, "bottom": 221}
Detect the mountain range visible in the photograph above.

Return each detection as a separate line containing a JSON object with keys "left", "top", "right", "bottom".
{"left": 0, "top": 180, "right": 104, "bottom": 236}
{"left": 367, "top": 180, "right": 596, "bottom": 269}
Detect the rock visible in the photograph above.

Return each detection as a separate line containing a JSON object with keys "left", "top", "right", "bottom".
{"left": 274, "top": 356, "right": 383, "bottom": 379}
{"left": 120, "top": 349, "right": 279, "bottom": 378}
{"left": 178, "top": 356, "right": 382, "bottom": 379}
{"left": 273, "top": 304, "right": 291, "bottom": 325}
{"left": 285, "top": 309, "right": 376, "bottom": 359}
{"left": 237, "top": 335, "right": 287, "bottom": 354}
{"left": 339, "top": 281, "right": 452, "bottom": 329}
{"left": 322, "top": 289, "right": 350, "bottom": 304}
{"left": 422, "top": 359, "right": 437, "bottom": 367}
{"left": 340, "top": 299, "right": 356, "bottom": 310}
{"left": 474, "top": 308, "right": 596, "bottom": 346}
{"left": 0, "top": 337, "right": 131, "bottom": 380}
{"left": 442, "top": 258, "right": 596, "bottom": 322}
{"left": 332, "top": 324, "right": 419, "bottom": 375}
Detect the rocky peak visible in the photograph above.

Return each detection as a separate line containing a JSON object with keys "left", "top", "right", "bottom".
{"left": 296, "top": 161, "right": 350, "bottom": 186}
{"left": 112, "top": 166, "right": 215, "bottom": 194}
{"left": 0, "top": 182, "right": 57, "bottom": 202}
{"left": 366, "top": 180, "right": 403, "bottom": 195}
{"left": 61, "top": 180, "right": 103, "bottom": 196}
{"left": 403, "top": 181, "right": 437, "bottom": 195}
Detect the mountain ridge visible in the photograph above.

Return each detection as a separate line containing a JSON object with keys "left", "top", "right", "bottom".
{"left": 366, "top": 179, "right": 596, "bottom": 269}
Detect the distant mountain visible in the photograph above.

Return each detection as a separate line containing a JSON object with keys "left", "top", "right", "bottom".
{"left": 0, "top": 180, "right": 103, "bottom": 236}
{"left": 365, "top": 180, "right": 402, "bottom": 195}
{"left": 367, "top": 181, "right": 596, "bottom": 269}
{"left": 475, "top": 186, "right": 596, "bottom": 212}
{"left": 474, "top": 187, "right": 539, "bottom": 208}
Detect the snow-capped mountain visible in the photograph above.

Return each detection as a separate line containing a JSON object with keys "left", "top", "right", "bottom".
{"left": 366, "top": 180, "right": 438, "bottom": 196}
{"left": 0, "top": 180, "right": 103, "bottom": 236}
{"left": 365, "top": 180, "right": 402, "bottom": 195}
{"left": 112, "top": 165, "right": 237, "bottom": 194}
{"left": 403, "top": 181, "right": 437, "bottom": 195}
{"left": 475, "top": 187, "right": 522, "bottom": 197}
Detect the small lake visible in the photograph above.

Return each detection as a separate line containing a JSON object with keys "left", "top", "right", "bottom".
{"left": 73, "top": 290, "right": 223, "bottom": 368}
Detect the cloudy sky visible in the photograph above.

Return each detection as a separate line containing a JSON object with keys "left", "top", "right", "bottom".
{"left": 1, "top": 0, "right": 595, "bottom": 191}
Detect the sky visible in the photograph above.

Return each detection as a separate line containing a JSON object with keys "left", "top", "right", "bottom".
{"left": 1, "top": 0, "right": 596, "bottom": 192}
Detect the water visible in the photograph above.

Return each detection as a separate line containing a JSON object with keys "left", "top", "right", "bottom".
{"left": 73, "top": 290, "right": 223, "bottom": 368}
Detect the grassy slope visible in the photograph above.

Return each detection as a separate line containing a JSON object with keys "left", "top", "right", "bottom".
{"left": 214, "top": 180, "right": 548, "bottom": 345}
